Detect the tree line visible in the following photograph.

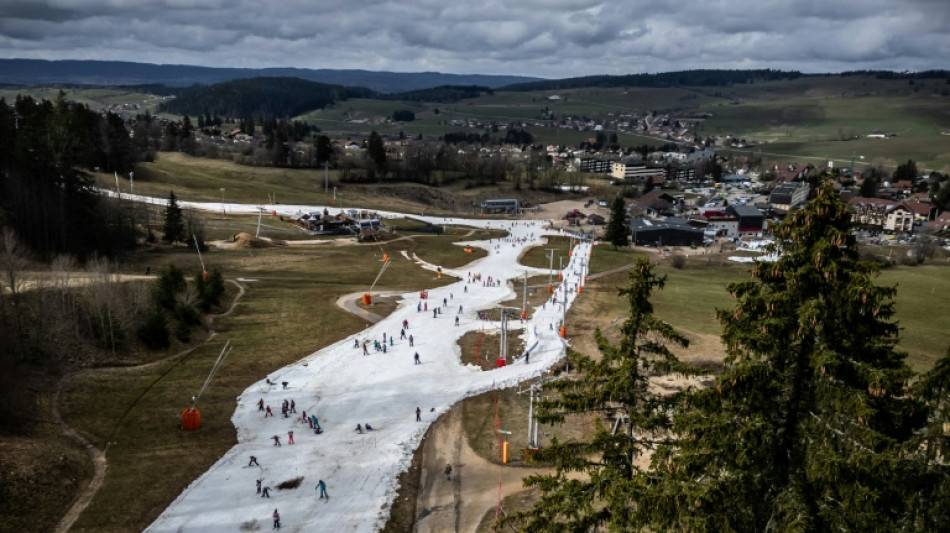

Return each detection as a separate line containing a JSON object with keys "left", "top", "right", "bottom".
{"left": 158, "top": 77, "right": 375, "bottom": 119}
{"left": 502, "top": 69, "right": 804, "bottom": 91}
{"left": 0, "top": 93, "right": 143, "bottom": 261}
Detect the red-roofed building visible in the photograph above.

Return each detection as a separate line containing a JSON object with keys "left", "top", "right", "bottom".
{"left": 932, "top": 211, "right": 950, "bottom": 236}
{"left": 904, "top": 200, "right": 937, "bottom": 223}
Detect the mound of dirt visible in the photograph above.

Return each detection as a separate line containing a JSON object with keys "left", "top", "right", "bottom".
{"left": 232, "top": 233, "right": 273, "bottom": 248}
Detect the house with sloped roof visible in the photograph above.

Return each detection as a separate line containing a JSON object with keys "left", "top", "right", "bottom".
{"left": 904, "top": 200, "right": 937, "bottom": 223}
{"left": 931, "top": 211, "right": 950, "bottom": 236}
{"left": 847, "top": 197, "right": 914, "bottom": 232}
{"left": 629, "top": 190, "right": 678, "bottom": 218}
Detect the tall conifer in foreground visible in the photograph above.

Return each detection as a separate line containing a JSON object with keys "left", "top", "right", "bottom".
{"left": 505, "top": 258, "right": 696, "bottom": 531}
{"left": 641, "top": 178, "right": 949, "bottom": 531}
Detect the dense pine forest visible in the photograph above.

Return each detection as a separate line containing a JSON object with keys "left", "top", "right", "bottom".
{"left": 0, "top": 93, "right": 141, "bottom": 260}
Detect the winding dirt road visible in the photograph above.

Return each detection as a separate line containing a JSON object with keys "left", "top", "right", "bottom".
{"left": 52, "top": 279, "right": 246, "bottom": 533}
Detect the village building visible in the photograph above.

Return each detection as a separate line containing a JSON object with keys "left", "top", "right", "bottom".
{"left": 630, "top": 218, "right": 704, "bottom": 247}
{"left": 480, "top": 199, "right": 520, "bottom": 215}
{"left": 846, "top": 197, "right": 914, "bottom": 232}
{"left": 769, "top": 182, "right": 810, "bottom": 213}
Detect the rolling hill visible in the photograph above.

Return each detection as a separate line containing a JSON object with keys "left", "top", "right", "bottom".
{"left": 0, "top": 58, "right": 541, "bottom": 93}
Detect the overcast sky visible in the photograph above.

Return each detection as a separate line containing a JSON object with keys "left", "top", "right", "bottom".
{"left": 1, "top": 0, "right": 947, "bottom": 78}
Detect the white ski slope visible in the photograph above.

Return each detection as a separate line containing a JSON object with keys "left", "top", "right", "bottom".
{"left": 120, "top": 193, "right": 591, "bottom": 532}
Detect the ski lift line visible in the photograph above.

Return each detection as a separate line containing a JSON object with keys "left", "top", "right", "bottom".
{"left": 368, "top": 259, "right": 391, "bottom": 292}
{"left": 193, "top": 341, "right": 233, "bottom": 409}
{"left": 193, "top": 234, "right": 206, "bottom": 272}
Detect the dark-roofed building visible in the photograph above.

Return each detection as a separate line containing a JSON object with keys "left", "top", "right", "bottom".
{"left": 481, "top": 199, "right": 520, "bottom": 214}
{"left": 630, "top": 218, "right": 704, "bottom": 247}
{"left": 727, "top": 204, "right": 765, "bottom": 234}
{"left": 769, "top": 182, "right": 810, "bottom": 212}
{"left": 629, "top": 190, "right": 678, "bottom": 218}
{"left": 579, "top": 157, "right": 615, "bottom": 173}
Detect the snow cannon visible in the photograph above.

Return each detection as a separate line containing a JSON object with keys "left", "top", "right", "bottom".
{"left": 578, "top": 285, "right": 583, "bottom": 294}
{"left": 521, "top": 309, "right": 527, "bottom": 320}
{"left": 547, "top": 284, "right": 553, "bottom": 294}
{"left": 362, "top": 293, "right": 372, "bottom": 306}
{"left": 181, "top": 407, "right": 201, "bottom": 431}
{"left": 559, "top": 325, "right": 567, "bottom": 338}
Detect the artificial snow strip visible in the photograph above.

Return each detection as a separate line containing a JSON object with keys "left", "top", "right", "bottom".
{"left": 130, "top": 196, "right": 588, "bottom": 533}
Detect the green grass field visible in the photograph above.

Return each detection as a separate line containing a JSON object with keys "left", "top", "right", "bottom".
{"left": 574, "top": 257, "right": 950, "bottom": 371}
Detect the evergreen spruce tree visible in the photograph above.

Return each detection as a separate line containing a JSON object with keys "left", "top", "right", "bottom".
{"left": 506, "top": 258, "right": 696, "bottom": 531}
{"left": 365, "top": 131, "right": 387, "bottom": 179}
{"left": 162, "top": 191, "right": 185, "bottom": 244}
{"left": 604, "top": 195, "right": 630, "bottom": 249}
{"left": 640, "top": 177, "right": 947, "bottom": 531}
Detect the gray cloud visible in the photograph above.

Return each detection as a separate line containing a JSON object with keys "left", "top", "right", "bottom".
{"left": 0, "top": 0, "right": 946, "bottom": 77}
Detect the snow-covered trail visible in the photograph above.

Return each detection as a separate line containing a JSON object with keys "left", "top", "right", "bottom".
{"left": 135, "top": 195, "right": 592, "bottom": 532}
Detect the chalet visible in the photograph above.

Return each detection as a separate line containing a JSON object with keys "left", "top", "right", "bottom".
{"left": 932, "top": 211, "right": 950, "bottom": 236}
{"left": 563, "top": 209, "right": 587, "bottom": 226}
{"left": 904, "top": 200, "right": 938, "bottom": 223}
{"left": 847, "top": 197, "right": 914, "bottom": 232}
{"left": 629, "top": 190, "right": 678, "bottom": 218}
{"left": 766, "top": 163, "right": 813, "bottom": 184}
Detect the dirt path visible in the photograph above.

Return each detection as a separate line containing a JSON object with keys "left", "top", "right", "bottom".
{"left": 414, "top": 406, "right": 550, "bottom": 533}
{"left": 336, "top": 292, "right": 387, "bottom": 324}
{"left": 51, "top": 279, "right": 246, "bottom": 533}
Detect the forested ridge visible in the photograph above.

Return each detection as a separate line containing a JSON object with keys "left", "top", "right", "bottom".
{"left": 501, "top": 68, "right": 804, "bottom": 91}
{"left": 158, "top": 77, "right": 376, "bottom": 119}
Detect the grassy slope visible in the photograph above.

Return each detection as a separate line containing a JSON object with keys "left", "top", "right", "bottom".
{"left": 571, "top": 256, "right": 949, "bottom": 371}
